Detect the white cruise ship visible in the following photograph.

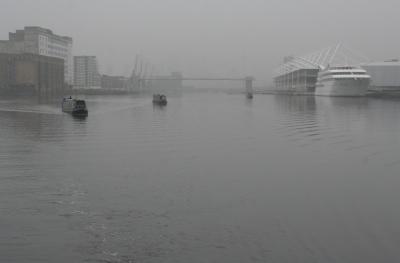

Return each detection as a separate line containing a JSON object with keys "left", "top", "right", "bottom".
{"left": 315, "top": 66, "right": 370, "bottom": 96}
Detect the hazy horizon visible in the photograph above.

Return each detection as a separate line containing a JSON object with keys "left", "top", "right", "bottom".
{"left": 2, "top": 0, "right": 400, "bottom": 85}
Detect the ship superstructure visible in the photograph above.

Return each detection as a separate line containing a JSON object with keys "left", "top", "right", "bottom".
{"left": 315, "top": 66, "right": 370, "bottom": 96}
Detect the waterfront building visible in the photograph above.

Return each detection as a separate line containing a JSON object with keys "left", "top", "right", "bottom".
{"left": 101, "top": 75, "right": 127, "bottom": 90}
{"left": 274, "top": 45, "right": 369, "bottom": 94}
{"left": 274, "top": 67, "right": 319, "bottom": 93}
{"left": 274, "top": 56, "right": 319, "bottom": 93}
{"left": 74, "top": 56, "right": 101, "bottom": 89}
{"left": 362, "top": 60, "right": 400, "bottom": 92}
{"left": 0, "top": 27, "right": 73, "bottom": 85}
{"left": 148, "top": 72, "right": 183, "bottom": 93}
{"left": 0, "top": 53, "right": 64, "bottom": 96}
{"left": 0, "top": 40, "right": 24, "bottom": 54}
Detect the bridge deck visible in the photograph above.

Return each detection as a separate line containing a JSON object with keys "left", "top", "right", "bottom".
{"left": 140, "top": 78, "right": 251, "bottom": 81}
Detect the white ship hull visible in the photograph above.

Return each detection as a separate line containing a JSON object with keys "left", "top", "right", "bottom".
{"left": 315, "top": 78, "right": 369, "bottom": 96}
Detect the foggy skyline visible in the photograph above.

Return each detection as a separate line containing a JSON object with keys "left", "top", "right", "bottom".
{"left": 2, "top": 0, "right": 400, "bottom": 85}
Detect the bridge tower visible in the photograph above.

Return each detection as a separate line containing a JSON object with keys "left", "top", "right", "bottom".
{"left": 245, "top": 76, "right": 254, "bottom": 98}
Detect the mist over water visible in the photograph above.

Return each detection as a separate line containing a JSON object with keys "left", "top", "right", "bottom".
{"left": 3, "top": 0, "right": 400, "bottom": 84}
{"left": 1, "top": 92, "right": 400, "bottom": 262}
{"left": 2, "top": 0, "right": 400, "bottom": 261}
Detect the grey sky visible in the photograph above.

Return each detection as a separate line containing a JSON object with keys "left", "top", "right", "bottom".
{"left": 1, "top": 0, "right": 400, "bottom": 85}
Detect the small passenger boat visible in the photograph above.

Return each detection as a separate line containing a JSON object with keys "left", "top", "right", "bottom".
{"left": 62, "top": 97, "right": 88, "bottom": 116}
{"left": 152, "top": 94, "right": 167, "bottom": 105}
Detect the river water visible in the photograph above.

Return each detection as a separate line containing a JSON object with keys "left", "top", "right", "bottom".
{"left": 1, "top": 92, "right": 400, "bottom": 262}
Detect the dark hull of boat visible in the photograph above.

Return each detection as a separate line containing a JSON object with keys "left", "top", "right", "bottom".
{"left": 71, "top": 109, "right": 88, "bottom": 116}
{"left": 153, "top": 100, "right": 167, "bottom": 105}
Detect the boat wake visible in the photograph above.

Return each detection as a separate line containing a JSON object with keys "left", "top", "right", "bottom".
{"left": 89, "top": 101, "right": 149, "bottom": 115}
{"left": 0, "top": 107, "right": 62, "bottom": 115}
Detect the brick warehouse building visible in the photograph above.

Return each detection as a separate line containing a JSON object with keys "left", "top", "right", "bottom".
{"left": 0, "top": 53, "right": 64, "bottom": 96}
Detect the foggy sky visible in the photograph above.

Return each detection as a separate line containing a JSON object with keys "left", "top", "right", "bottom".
{"left": 2, "top": 0, "right": 400, "bottom": 85}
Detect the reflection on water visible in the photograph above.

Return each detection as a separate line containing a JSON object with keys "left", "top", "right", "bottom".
{"left": 274, "top": 95, "right": 319, "bottom": 141}
{"left": 274, "top": 94, "right": 317, "bottom": 112}
{"left": 1, "top": 93, "right": 400, "bottom": 263}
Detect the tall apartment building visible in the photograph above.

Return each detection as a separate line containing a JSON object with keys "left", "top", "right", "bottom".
{"left": 0, "top": 26, "right": 73, "bottom": 85}
{"left": 74, "top": 56, "right": 101, "bottom": 88}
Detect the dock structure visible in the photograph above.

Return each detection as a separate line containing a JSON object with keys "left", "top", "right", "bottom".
{"left": 274, "top": 44, "right": 369, "bottom": 94}
{"left": 274, "top": 52, "right": 327, "bottom": 94}
{"left": 274, "top": 66, "right": 319, "bottom": 94}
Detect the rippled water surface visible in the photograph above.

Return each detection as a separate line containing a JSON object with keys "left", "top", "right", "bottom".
{"left": 1, "top": 93, "right": 400, "bottom": 262}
